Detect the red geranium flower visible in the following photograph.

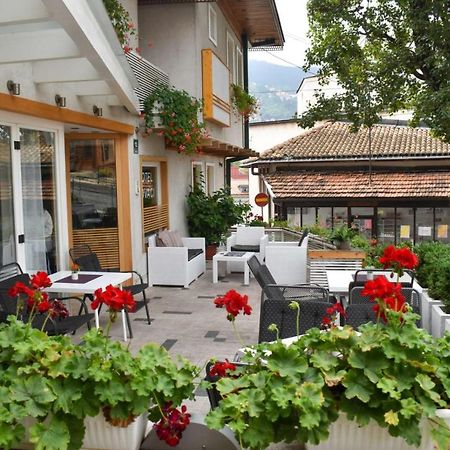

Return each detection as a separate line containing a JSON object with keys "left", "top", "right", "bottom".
{"left": 30, "top": 271, "right": 52, "bottom": 289}
{"left": 322, "top": 302, "right": 346, "bottom": 328}
{"left": 379, "top": 245, "right": 419, "bottom": 274}
{"left": 91, "top": 285, "right": 136, "bottom": 313}
{"left": 214, "top": 290, "right": 252, "bottom": 321}
{"left": 209, "top": 359, "right": 236, "bottom": 378}
{"left": 154, "top": 403, "right": 190, "bottom": 447}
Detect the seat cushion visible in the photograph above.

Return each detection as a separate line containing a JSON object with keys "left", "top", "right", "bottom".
{"left": 231, "top": 244, "right": 260, "bottom": 253}
{"left": 188, "top": 248, "right": 203, "bottom": 261}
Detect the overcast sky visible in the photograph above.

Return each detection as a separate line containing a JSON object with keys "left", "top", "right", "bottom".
{"left": 250, "top": 0, "right": 310, "bottom": 69}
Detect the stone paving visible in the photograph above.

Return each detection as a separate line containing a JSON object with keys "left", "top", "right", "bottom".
{"left": 101, "top": 260, "right": 304, "bottom": 450}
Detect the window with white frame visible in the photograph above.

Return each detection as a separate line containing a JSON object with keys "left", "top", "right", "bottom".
{"left": 192, "top": 162, "right": 204, "bottom": 190}
{"left": 226, "top": 32, "right": 235, "bottom": 77}
{"left": 208, "top": 5, "right": 218, "bottom": 46}
{"left": 205, "top": 163, "right": 215, "bottom": 195}
{"left": 236, "top": 47, "right": 243, "bottom": 85}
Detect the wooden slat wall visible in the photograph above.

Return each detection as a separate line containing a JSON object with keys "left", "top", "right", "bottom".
{"left": 73, "top": 228, "right": 119, "bottom": 269}
{"left": 143, "top": 204, "right": 169, "bottom": 234}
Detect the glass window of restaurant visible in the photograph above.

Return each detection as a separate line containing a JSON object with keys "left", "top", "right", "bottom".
{"left": 333, "top": 207, "right": 347, "bottom": 228}
{"left": 377, "top": 207, "right": 395, "bottom": 244}
{"left": 415, "top": 208, "right": 434, "bottom": 243}
{"left": 396, "top": 208, "right": 414, "bottom": 244}
{"left": 302, "top": 207, "right": 316, "bottom": 227}
{"left": 287, "top": 207, "right": 301, "bottom": 228}
{"left": 435, "top": 208, "right": 450, "bottom": 244}
{"left": 317, "top": 207, "right": 332, "bottom": 228}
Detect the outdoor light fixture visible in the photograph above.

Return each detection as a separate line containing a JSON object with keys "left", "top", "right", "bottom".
{"left": 55, "top": 94, "right": 66, "bottom": 107}
{"left": 7, "top": 80, "right": 20, "bottom": 95}
{"left": 93, "top": 105, "right": 103, "bottom": 117}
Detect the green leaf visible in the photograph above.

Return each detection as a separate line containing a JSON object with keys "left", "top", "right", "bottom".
{"left": 399, "top": 398, "right": 419, "bottom": 419}
{"left": 11, "top": 377, "right": 56, "bottom": 417}
{"left": 266, "top": 345, "right": 308, "bottom": 378}
{"left": 0, "top": 422, "right": 24, "bottom": 448}
{"left": 343, "top": 370, "right": 373, "bottom": 403}
{"left": 29, "top": 416, "right": 70, "bottom": 450}
{"left": 430, "top": 417, "right": 450, "bottom": 450}
{"left": 384, "top": 410, "right": 399, "bottom": 426}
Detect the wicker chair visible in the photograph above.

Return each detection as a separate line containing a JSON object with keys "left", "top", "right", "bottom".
{"left": 0, "top": 262, "right": 93, "bottom": 335}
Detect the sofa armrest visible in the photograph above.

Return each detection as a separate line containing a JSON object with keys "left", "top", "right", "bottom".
{"left": 259, "top": 234, "right": 269, "bottom": 259}
{"left": 182, "top": 237, "right": 205, "bottom": 252}
{"left": 226, "top": 233, "right": 237, "bottom": 250}
{"left": 148, "top": 246, "right": 188, "bottom": 257}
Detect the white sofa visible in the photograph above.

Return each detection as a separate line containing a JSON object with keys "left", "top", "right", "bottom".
{"left": 147, "top": 234, "right": 206, "bottom": 288}
{"left": 265, "top": 234, "right": 309, "bottom": 284}
{"left": 226, "top": 226, "right": 269, "bottom": 272}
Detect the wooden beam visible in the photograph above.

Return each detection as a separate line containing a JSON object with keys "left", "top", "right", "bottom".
{"left": 0, "top": 93, "right": 135, "bottom": 134}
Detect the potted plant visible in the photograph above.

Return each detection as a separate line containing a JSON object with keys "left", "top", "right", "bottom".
{"left": 204, "top": 247, "right": 450, "bottom": 450}
{"left": 329, "top": 224, "right": 357, "bottom": 250}
{"left": 71, "top": 262, "right": 80, "bottom": 280}
{"left": 186, "top": 185, "right": 250, "bottom": 259}
{"left": 1, "top": 275, "right": 198, "bottom": 450}
{"left": 230, "top": 84, "right": 259, "bottom": 120}
{"left": 143, "top": 83, "right": 207, "bottom": 155}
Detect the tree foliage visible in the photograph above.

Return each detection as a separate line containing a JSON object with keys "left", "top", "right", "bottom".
{"left": 299, "top": 0, "right": 450, "bottom": 141}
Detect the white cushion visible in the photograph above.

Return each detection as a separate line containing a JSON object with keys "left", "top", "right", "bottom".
{"left": 235, "top": 227, "right": 265, "bottom": 246}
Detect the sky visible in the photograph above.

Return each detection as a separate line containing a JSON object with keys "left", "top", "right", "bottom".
{"left": 249, "top": 0, "right": 310, "bottom": 69}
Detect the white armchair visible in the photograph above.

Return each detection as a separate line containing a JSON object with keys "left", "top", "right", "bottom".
{"left": 147, "top": 234, "right": 206, "bottom": 288}
{"left": 226, "top": 226, "right": 268, "bottom": 272}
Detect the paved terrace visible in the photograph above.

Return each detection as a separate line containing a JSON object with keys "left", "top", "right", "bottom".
{"left": 100, "top": 260, "right": 303, "bottom": 450}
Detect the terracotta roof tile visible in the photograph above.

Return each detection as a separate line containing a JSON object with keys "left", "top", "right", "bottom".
{"left": 258, "top": 122, "right": 450, "bottom": 161}
{"left": 265, "top": 171, "right": 450, "bottom": 199}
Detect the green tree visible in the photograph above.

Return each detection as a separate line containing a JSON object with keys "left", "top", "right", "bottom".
{"left": 299, "top": 0, "right": 450, "bottom": 141}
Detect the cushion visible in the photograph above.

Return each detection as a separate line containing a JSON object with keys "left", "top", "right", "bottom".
{"left": 158, "top": 230, "right": 184, "bottom": 247}
{"left": 235, "top": 227, "right": 265, "bottom": 246}
{"left": 188, "top": 248, "right": 203, "bottom": 261}
{"left": 231, "top": 244, "right": 260, "bottom": 253}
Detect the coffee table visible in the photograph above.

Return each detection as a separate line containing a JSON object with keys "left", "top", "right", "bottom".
{"left": 212, "top": 251, "right": 254, "bottom": 285}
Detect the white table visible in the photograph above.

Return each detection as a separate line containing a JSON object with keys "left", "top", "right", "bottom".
{"left": 326, "top": 270, "right": 422, "bottom": 298}
{"left": 46, "top": 271, "right": 132, "bottom": 341}
{"left": 212, "top": 252, "right": 254, "bottom": 285}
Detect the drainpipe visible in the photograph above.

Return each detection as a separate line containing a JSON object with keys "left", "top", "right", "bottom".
{"left": 225, "top": 156, "right": 247, "bottom": 187}
{"left": 242, "top": 32, "right": 249, "bottom": 149}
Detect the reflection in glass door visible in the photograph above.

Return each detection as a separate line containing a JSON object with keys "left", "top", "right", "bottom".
{"left": 20, "top": 129, "right": 57, "bottom": 272}
{"left": 0, "top": 125, "right": 15, "bottom": 265}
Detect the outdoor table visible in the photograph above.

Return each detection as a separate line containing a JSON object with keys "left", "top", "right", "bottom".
{"left": 212, "top": 251, "right": 254, "bottom": 285}
{"left": 46, "top": 271, "right": 132, "bottom": 341}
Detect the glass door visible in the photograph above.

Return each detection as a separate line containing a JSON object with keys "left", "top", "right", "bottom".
{"left": 20, "top": 128, "right": 57, "bottom": 273}
{"left": 0, "top": 125, "right": 16, "bottom": 266}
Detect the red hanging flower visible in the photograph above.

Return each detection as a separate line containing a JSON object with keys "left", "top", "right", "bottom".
{"left": 379, "top": 245, "right": 419, "bottom": 273}
{"left": 209, "top": 359, "right": 236, "bottom": 378}
{"left": 153, "top": 403, "right": 190, "bottom": 447}
{"left": 214, "top": 289, "right": 252, "bottom": 321}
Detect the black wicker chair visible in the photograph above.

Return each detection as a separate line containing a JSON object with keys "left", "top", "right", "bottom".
{"left": 69, "top": 244, "right": 151, "bottom": 338}
{"left": 345, "top": 285, "right": 421, "bottom": 328}
{"left": 0, "top": 262, "right": 93, "bottom": 335}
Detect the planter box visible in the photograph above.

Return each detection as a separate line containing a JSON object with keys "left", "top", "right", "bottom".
{"left": 430, "top": 303, "right": 450, "bottom": 338}
{"left": 82, "top": 413, "right": 149, "bottom": 450}
{"left": 420, "top": 290, "right": 444, "bottom": 334}
{"left": 306, "top": 410, "right": 450, "bottom": 450}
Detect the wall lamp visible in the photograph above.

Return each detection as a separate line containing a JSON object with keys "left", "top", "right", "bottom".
{"left": 7, "top": 80, "right": 20, "bottom": 96}
{"left": 55, "top": 94, "right": 66, "bottom": 107}
{"left": 93, "top": 105, "right": 103, "bottom": 117}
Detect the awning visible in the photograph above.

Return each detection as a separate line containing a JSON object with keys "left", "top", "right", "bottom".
{"left": 264, "top": 170, "right": 450, "bottom": 199}
{"left": 166, "top": 137, "right": 259, "bottom": 157}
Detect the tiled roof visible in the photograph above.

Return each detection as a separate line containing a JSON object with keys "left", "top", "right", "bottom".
{"left": 257, "top": 122, "right": 450, "bottom": 161}
{"left": 265, "top": 170, "right": 450, "bottom": 199}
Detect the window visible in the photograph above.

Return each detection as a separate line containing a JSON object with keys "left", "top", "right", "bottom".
{"left": 435, "top": 208, "right": 450, "bottom": 243}
{"left": 142, "top": 165, "right": 159, "bottom": 208}
{"left": 416, "top": 208, "right": 433, "bottom": 243}
{"left": 317, "top": 207, "right": 332, "bottom": 228}
{"left": 236, "top": 47, "right": 243, "bottom": 85}
{"left": 377, "top": 207, "right": 395, "bottom": 243}
{"left": 208, "top": 5, "right": 217, "bottom": 46}
{"left": 206, "top": 163, "right": 215, "bottom": 194}
{"left": 192, "top": 162, "right": 204, "bottom": 190}
{"left": 396, "top": 208, "right": 414, "bottom": 244}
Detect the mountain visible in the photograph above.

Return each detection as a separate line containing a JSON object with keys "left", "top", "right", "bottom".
{"left": 248, "top": 60, "right": 308, "bottom": 122}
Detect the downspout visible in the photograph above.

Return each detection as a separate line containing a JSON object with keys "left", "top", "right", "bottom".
{"left": 225, "top": 156, "right": 247, "bottom": 187}
{"left": 242, "top": 32, "right": 249, "bottom": 149}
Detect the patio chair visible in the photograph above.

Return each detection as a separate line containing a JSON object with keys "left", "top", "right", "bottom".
{"left": 345, "top": 285, "right": 421, "bottom": 328}
{"left": 69, "top": 244, "right": 151, "bottom": 338}
{"left": 349, "top": 269, "right": 415, "bottom": 291}
{"left": 0, "top": 262, "right": 94, "bottom": 335}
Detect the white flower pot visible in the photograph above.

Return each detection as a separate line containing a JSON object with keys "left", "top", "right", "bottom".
{"left": 82, "top": 413, "right": 149, "bottom": 450}
{"left": 71, "top": 272, "right": 79, "bottom": 280}
{"left": 420, "top": 290, "right": 443, "bottom": 333}
{"left": 430, "top": 303, "right": 450, "bottom": 338}
{"left": 306, "top": 410, "right": 450, "bottom": 450}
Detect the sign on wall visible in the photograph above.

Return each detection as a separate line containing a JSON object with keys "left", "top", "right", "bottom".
{"left": 255, "top": 192, "right": 269, "bottom": 207}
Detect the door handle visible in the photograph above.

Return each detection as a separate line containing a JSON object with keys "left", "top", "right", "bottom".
{"left": 18, "top": 234, "right": 25, "bottom": 244}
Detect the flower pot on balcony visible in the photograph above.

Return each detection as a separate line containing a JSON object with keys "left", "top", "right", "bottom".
{"left": 206, "top": 243, "right": 218, "bottom": 260}
{"left": 82, "top": 413, "right": 149, "bottom": 450}
{"left": 430, "top": 303, "right": 450, "bottom": 338}
{"left": 306, "top": 410, "right": 450, "bottom": 450}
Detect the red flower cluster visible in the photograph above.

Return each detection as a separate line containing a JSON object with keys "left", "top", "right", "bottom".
{"left": 91, "top": 285, "right": 136, "bottom": 313}
{"left": 154, "top": 403, "right": 190, "bottom": 447}
{"left": 214, "top": 289, "right": 252, "bottom": 321}
{"left": 361, "top": 275, "right": 407, "bottom": 322}
{"left": 379, "top": 245, "right": 419, "bottom": 273}
{"left": 209, "top": 359, "right": 236, "bottom": 378}
{"left": 8, "top": 271, "right": 68, "bottom": 318}
{"left": 322, "top": 302, "right": 346, "bottom": 327}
